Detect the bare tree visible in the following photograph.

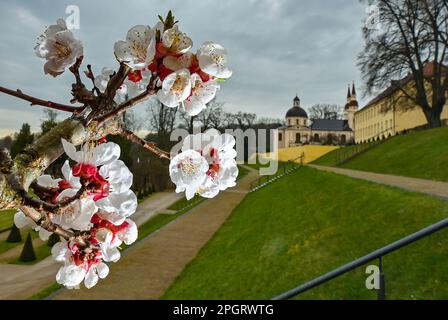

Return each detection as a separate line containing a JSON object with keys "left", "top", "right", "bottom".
{"left": 358, "top": 0, "right": 448, "bottom": 128}
{"left": 196, "top": 101, "right": 226, "bottom": 130}
{"left": 234, "top": 111, "right": 256, "bottom": 129}
{"left": 123, "top": 110, "right": 143, "bottom": 132}
{"left": 147, "top": 99, "right": 178, "bottom": 146}
{"left": 308, "top": 104, "right": 343, "bottom": 120}
{"left": 178, "top": 110, "right": 197, "bottom": 133}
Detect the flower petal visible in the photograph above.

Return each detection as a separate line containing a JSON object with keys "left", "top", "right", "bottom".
{"left": 96, "top": 190, "right": 138, "bottom": 220}
{"left": 99, "top": 160, "right": 133, "bottom": 193}
{"left": 92, "top": 142, "right": 121, "bottom": 167}
{"left": 51, "top": 241, "right": 69, "bottom": 263}
{"left": 14, "top": 210, "right": 36, "bottom": 229}
{"left": 96, "top": 262, "right": 110, "bottom": 279}
{"left": 38, "top": 228, "right": 52, "bottom": 241}
{"left": 56, "top": 264, "right": 86, "bottom": 287}
{"left": 61, "top": 139, "right": 81, "bottom": 162}
{"left": 101, "top": 245, "right": 121, "bottom": 263}
{"left": 84, "top": 268, "right": 99, "bottom": 289}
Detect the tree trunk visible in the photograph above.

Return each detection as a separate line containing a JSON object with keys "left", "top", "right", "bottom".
{"left": 423, "top": 106, "right": 443, "bottom": 128}
{"left": 0, "top": 117, "right": 121, "bottom": 210}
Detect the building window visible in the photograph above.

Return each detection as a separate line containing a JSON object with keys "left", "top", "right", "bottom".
{"left": 279, "top": 133, "right": 282, "bottom": 141}
{"left": 295, "top": 133, "right": 301, "bottom": 143}
{"left": 296, "top": 119, "right": 299, "bottom": 125}
{"left": 314, "top": 133, "right": 320, "bottom": 142}
{"left": 341, "top": 134, "right": 346, "bottom": 145}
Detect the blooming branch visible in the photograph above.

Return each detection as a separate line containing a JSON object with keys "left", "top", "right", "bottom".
{"left": 0, "top": 86, "right": 83, "bottom": 113}
{"left": 119, "top": 128, "right": 171, "bottom": 160}
{"left": 0, "top": 10, "right": 233, "bottom": 290}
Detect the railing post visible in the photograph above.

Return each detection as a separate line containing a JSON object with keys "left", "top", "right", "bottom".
{"left": 378, "top": 256, "right": 386, "bottom": 300}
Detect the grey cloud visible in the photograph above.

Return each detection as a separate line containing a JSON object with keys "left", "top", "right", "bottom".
{"left": 0, "top": 0, "right": 371, "bottom": 136}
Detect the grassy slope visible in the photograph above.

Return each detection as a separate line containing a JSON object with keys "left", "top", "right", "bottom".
{"left": 0, "top": 209, "right": 15, "bottom": 232}
{"left": 163, "top": 167, "right": 448, "bottom": 299}
{"left": 311, "top": 144, "right": 367, "bottom": 166}
{"left": 312, "top": 127, "right": 448, "bottom": 182}
{"left": 340, "top": 127, "right": 448, "bottom": 182}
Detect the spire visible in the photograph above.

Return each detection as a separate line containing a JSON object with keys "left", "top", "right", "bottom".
{"left": 293, "top": 94, "right": 300, "bottom": 107}
{"left": 351, "top": 81, "right": 357, "bottom": 97}
{"left": 347, "top": 85, "right": 351, "bottom": 99}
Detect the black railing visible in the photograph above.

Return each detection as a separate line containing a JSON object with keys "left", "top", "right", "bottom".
{"left": 337, "top": 127, "right": 397, "bottom": 165}
{"left": 272, "top": 217, "right": 448, "bottom": 300}
{"left": 336, "top": 140, "right": 381, "bottom": 165}
{"left": 249, "top": 153, "right": 304, "bottom": 191}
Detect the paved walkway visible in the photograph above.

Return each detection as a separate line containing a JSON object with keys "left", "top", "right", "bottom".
{"left": 0, "top": 191, "right": 183, "bottom": 300}
{"left": 52, "top": 169, "right": 257, "bottom": 300}
{"left": 309, "top": 165, "right": 448, "bottom": 199}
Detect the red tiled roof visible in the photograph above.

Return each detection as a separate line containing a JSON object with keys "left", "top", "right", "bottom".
{"left": 361, "top": 61, "right": 447, "bottom": 110}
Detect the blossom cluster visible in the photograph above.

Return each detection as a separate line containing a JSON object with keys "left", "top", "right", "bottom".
{"left": 35, "top": 15, "right": 232, "bottom": 117}
{"left": 113, "top": 21, "right": 231, "bottom": 116}
{"left": 15, "top": 139, "right": 138, "bottom": 289}
{"left": 27, "top": 13, "right": 236, "bottom": 290}
{"left": 170, "top": 129, "right": 238, "bottom": 200}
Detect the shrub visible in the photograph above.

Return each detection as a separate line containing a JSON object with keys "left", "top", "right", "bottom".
{"left": 19, "top": 233, "right": 36, "bottom": 262}
{"left": 6, "top": 224, "right": 22, "bottom": 243}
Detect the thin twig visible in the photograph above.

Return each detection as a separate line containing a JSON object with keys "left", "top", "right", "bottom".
{"left": 0, "top": 86, "right": 83, "bottom": 113}
{"left": 69, "top": 56, "right": 96, "bottom": 104}
{"left": 96, "top": 75, "right": 158, "bottom": 124}
{"left": 19, "top": 206, "right": 83, "bottom": 244}
{"left": 85, "top": 64, "right": 102, "bottom": 96}
{"left": 103, "top": 63, "right": 131, "bottom": 103}
{"left": 97, "top": 89, "right": 156, "bottom": 124}
{"left": 56, "top": 185, "right": 86, "bottom": 209}
{"left": 119, "top": 128, "right": 171, "bottom": 160}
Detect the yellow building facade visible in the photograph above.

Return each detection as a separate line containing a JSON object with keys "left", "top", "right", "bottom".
{"left": 354, "top": 66, "right": 448, "bottom": 144}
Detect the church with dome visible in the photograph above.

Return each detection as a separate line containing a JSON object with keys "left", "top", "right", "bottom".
{"left": 277, "top": 83, "right": 358, "bottom": 147}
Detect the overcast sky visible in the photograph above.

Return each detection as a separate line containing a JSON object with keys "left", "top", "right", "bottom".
{"left": 0, "top": 0, "right": 373, "bottom": 137}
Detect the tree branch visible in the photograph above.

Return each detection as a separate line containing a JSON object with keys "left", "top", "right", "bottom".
{"left": 85, "top": 64, "right": 102, "bottom": 96}
{"left": 96, "top": 89, "right": 156, "bottom": 124}
{"left": 103, "top": 63, "right": 131, "bottom": 103}
{"left": 0, "top": 86, "right": 83, "bottom": 113}
{"left": 119, "top": 128, "right": 171, "bottom": 160}
{"left": 19, "top": 206, "right": 77, "bottom": 241}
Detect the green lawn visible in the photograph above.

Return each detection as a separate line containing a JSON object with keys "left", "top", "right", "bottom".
{"left": 339, "top": 127, "right": 448, "bottom": 182}
{"left": 162, "top": 166, "right": 448, "bottom": 299}
{"left": 236, "top": 165, "right": 249, "bottom": 180}
{"left": 9, "top": 243, "right": 52, "bottom": 265}
{"left": 312, "top": 127, "right": 448, "bottom": 182}
{"left": 245, "top": 159, "right": 286, "bottom": 171}
{"left": 0, "top": 209, "right": 15, "bottom": 232}
{"left": 311, "top": 144, "right": 371, "bottom": 167}
{"left": 0, "top": 228, "right": 42, "bottom": 255}
{"left": 27, "top": 282, "right": 63, "bottom": 300}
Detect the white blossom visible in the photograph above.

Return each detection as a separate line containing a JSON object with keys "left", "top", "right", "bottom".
{"left": 169, "top": 149, "right": 209, "bottom": 200}
{"left": 162, "top": 25, "right": 192, "bottom": 54}
{"left": 197, "top": 42, "right": 232, "bottom": 79}
{"left": 157, "top": 68, "right": 192, "bottom": 108}
{"left": 178, "top": 130, "right": 238, "bottom": 199}
{"left": 184, "top": 73, "right": 219, "bottom": 116}
{"left": 61, "top": 139, "right": 137, "bottom": 224}
{"left": 34, "top": 19, "right": 83, "bottom": 77}
{"left": 114, "top": 25, "right": 156, "bottom": 69}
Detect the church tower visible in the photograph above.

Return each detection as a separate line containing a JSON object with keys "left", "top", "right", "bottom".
{"left": 344, "top": 82, "right": 358, "bottom": 130}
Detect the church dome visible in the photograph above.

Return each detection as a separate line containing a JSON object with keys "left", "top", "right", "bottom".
{"left": 345, "top": 100, "right": 359, "bottom": 109}
{"left": 286, "top": 106, "right": 308, "bottom": 118}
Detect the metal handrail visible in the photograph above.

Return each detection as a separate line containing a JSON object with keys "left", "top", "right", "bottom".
{"left": 249, "top": 153, "right": 304, "bottom": 190}
{"left": 272, "top": 217, "right": 448, "bottom": 300}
